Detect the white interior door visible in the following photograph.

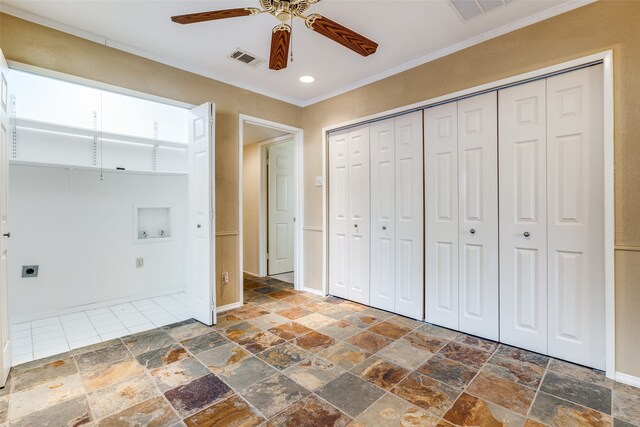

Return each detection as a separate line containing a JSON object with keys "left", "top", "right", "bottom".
{"left": 394, "top": 111, "right": 424, "bottom": 319}
{"left": 457, "top": 93, "right": 499, "bottom": 340}
{"left": 348, "top": 125, "right": 370, "bottom": 305}
{"left": 370, "top": 119, "right": 395, "bottom": 312}
{"left": 267, "top": 140, "right": 295, "bottom": 275}
{"left": 546, "top": 65, "right": 605, "bottom": 369}
{"left": 425, "top": 102, "right": 459, "bottom": 329}
{"left": 0, "top": 50, "right": 11, "bottom": 385}
{"left": 187, "top": 102, "right": 216, "bottom": 325}
{"left": 499, "top": 80, "right": 548, "bottom": 354}
{"left": 329, "top": 130, "right": 349, "bottom": 299}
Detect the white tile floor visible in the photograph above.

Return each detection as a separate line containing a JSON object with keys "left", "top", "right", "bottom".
{"left": 10, "top": 292, "right": 190, "bottom": 366}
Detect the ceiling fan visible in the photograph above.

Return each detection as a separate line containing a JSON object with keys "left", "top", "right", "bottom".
{"left": 171, "top": 0, "right": 378, "bottom": 71}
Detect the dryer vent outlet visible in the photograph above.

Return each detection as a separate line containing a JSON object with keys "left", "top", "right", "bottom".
{"left": 22, "top": 265, "right": 39, "bottom": 278}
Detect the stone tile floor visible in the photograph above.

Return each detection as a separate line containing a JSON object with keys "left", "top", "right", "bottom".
{"left": 0, "top": 274, "right": 638, "bottom": 426}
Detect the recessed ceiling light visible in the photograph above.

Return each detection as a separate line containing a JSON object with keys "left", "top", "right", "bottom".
{"left": 299, "top": 75, "right": 315, "bottom": 83}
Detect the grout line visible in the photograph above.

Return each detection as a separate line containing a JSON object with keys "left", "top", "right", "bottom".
{"left": 526, "top": 357, "right": 552, "bottom": 420}
{"left": 71, "top": 352, "right": 98, "bottom": 424}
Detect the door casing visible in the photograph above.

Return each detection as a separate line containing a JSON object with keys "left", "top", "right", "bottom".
{"left": 237, "top": 115, "right": 307, "bottom": 313}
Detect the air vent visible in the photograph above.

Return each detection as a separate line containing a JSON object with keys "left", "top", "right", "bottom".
{"left": 229, "top": 49, "right": 264, "bottom": 68}
{"left": 449, "top": 0, "right": 513, "bottom": 21}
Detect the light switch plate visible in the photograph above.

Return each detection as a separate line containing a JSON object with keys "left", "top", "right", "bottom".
{"left": 315, "top": 176, "right": 324, "bottom": 187}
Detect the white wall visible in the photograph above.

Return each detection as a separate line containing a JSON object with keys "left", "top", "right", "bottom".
{"left": 8, "top": 165, "right": 188, "bottom": 320}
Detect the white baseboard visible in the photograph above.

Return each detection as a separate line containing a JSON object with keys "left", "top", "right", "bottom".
{"left": 217, "top": 301, "right": 243, "bottom": 314}
{"left": 12, "top": 287, "right": 185, "bottom": 324}
{"left": 616, "top": 372, "right": 640, "bottom": 388}
{"left": 243, "top": 270, "right": 259, "bottom": 277}
{"left": 302, "top": 286, "right": 325, "bottom": 297}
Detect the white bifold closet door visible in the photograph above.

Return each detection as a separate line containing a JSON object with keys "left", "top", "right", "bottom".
{"left": 546, "top": 66, "right": 605, "bottom": 369}
{"left": 425, "top": 93, "right": 498, "bottom": 339}
{"left": 499, "top": 80, "right": 548, "bottom": 354}
{"left": 370, "top": 111, "right": 423, "bottom": 319}
{"left": 370, "top": 119, "right": 396, "bottom": 312}
{"left": 500, "top": 65, "right": 605, "bottom": 369}
{"left": 457, "top": 93, "right": 499, "bottom": 340}
{"left": 347, "top": 125, "right": 371, "bottom": 305}
{"left": 425, "top": 102, "right": 459, "bottom": 329}
{"left": 328, "top": 125, "right": 371, "bottom": 305}
{"left": 329, "top": 130, "right": 350, "bottom": 299}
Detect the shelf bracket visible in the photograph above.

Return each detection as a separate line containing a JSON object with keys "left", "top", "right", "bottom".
{"left": 152, "top": 146, "right": 158, "bottom": 171}
{"left": 92, "top": 111, "right": 98, "bottom": 166}
{"left": 10, "top": 94, "right": 17, "bottom": 159}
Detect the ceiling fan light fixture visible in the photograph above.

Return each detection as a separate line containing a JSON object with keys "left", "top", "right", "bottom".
{"left": 299, "top": 75, "right": 315, "bottom": 83}
{"left": 275, "top": 1, "right": 292, "bottom": 23}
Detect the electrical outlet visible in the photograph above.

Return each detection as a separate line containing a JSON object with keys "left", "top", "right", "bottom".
{"left": 136, "top": 257, "right": 144, "bottom": 268}
{"left": 22, "top": 265, "right": 39, "bottom": 278}
{"left": 222, "top": 271, "right": 229, "bottom": 285}
{"left": 315, "top": 176, "right": 324, "bottom": 187}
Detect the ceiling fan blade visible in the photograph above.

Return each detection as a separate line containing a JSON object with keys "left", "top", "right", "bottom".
{"left": 171, "top": 8, "right": 260, "bottom": 25}
{"left": 269, "top": 25, "right": 291, "bottom": 71}
{"left": 305, "top": 14, "right": 378, "bottom": 57}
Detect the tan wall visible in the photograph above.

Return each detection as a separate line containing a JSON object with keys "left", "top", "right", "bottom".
{"left": 301, "top": 0, "right": 640, "bottom": 376}
{"left": 0, "top": 12, "right": 302, "bottom": 307}
{"left": 243, "top": 142, "right": 261, "bottom": 275}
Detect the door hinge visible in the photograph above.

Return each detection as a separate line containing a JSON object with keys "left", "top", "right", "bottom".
{"left": 210, "top": 209, "right": 214, "bottom": 220}
{"left": 266, "top": 253, "right": 270, "bottom": 260}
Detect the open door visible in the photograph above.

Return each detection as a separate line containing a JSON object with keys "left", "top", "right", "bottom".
{"left": 267, "top": 140, "right": 295, "bottom": 275}
{"left": 0, "top": 49, "right": 11, "bottom": 386}
{"left": 187, "top": 103, "right": 216, "bottom": 325}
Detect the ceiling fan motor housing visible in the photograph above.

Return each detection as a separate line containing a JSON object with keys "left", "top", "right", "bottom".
{"left": 262, "top": 0, "right": 312, "bottom": 20}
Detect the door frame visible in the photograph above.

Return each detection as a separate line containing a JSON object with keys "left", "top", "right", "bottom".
{"left": 321, "top": 51, "right": 615, "bottom": 379}
{"left": 238, "top": 115, "right": 306, "bottom": 301}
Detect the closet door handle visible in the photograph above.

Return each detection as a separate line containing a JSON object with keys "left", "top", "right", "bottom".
{"left": 354, "top": 224, "right": 358, "bottom": 228}
{"left": 197, "top": 224, "right": 202, "bottom": 229}
{"left": 2, "top": 233, "right": 9, "bottom": 238}
{"left": 382, "top": 226, "right": 387, "bottom": 231}
{"left": 469, "top": 229, "right": 476, "bottom": 235}
{"left": 523, "top": 231, "right": 530, "bottom": 238}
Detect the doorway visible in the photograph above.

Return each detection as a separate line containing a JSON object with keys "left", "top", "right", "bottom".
{"left": 0, "top": 61, "right": 217, "bottom": 375}
{"left": 239, "top": 115, "right": 303, "bottom": 303}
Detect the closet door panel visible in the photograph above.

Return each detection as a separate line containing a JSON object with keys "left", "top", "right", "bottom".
{"left": 329, "top": 130, "right": 350, "bottom": 298}
{"left": 457, "top": 92, "right": 499, "bottom": 340}
{"left": 370, "top": 119, "right": 396, "bottom": 312}
{"left": 394, "top": 111, "right": 424, "bottom": 319}
{"left": 425, "top": 102, "right": 459, "bottom": 329}
{"left": 348, "top": 125, "right": 371, "bottom": 305}
{"left": 547, "top": 65, "right": 605, "bottom": 369}
{"left": 499, "top": 80, "right": 548, "bottom": 354}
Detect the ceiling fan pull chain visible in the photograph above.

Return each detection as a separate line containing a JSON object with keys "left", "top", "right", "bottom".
{"left": 290, "top": 15, "right": 294, "bottom": 63}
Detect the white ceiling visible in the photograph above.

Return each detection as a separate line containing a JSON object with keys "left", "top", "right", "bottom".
{"left": 243, "top": 122, "right": 290, "bottom": 145}
{"left": 1, "top": 0, "right": 593, "bottom": 106}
